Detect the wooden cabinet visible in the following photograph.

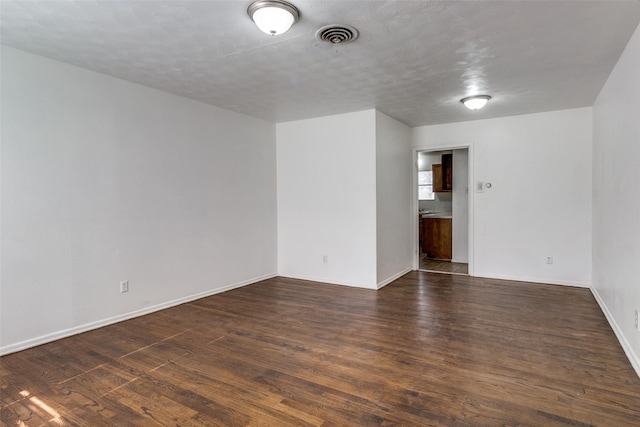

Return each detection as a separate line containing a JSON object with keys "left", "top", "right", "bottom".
{"left": 432, "top": 154, "right": 453, "bottom": 193}
{"left": 433, "top": 164, "right": 444, "bottom": 192}
{"left": 421, "top": 217, "right": 452, "bottom": 260}
{"left": 442, "top": 153, "right": 453, "bottom": 191}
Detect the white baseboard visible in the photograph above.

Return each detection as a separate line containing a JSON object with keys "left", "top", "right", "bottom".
{"left": 590, "top": 287, "right": 640, "bottom": 378}
{"left": 0, "top": 273, "right": 277, "bottom": 356}
{"left": 280, "top": 267, "right": 413, "bottom": 291}
{"left": 277, "top": 273, "right": 375, "bottom": 289}
{"left": 377, "top": 267, "right": 412, "bottom": 289}
{"left": 473, "top": 272, "right": 590, "bottom": 288}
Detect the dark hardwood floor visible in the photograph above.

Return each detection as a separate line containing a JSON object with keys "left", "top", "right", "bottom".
{"left": 419, "top": 256, "right": 468, "bottom": 275}
{"left": 2, "top": 272, "right": 639, "bottom": 426}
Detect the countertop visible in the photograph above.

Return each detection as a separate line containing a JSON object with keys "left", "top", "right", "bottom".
{"left": 420, "top": 212, "right": 452, "bottom": 219}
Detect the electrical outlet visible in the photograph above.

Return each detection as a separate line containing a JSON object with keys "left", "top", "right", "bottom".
{"left": 546, "top": 256, "right": 553, "bottom": 265}
{"left": 120, "top": 280, "right": 129, "bottom": 293}
{"left": 323, "top": 255, "right": 328, "bottom": 264}
{"left": 635, "top": 310, "right": 639, "bottom": 331}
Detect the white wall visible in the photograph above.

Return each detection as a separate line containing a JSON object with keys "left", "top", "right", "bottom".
{"left": 276, "top": 110, "right": 378, "bottom": 288}
{"left": 592, "top": 24, "right": 640, "bottom": 375}
{"left": 412, "top": 108, "right": 592, "bottom": 287}
{"left": 0, "top": 47, "right": 277, "bottom": 354}
{"left": 375, "top": 111, "right": 412, "bottom": 287}
{"left": 452, "top": 149, "right": 469, "bottom": 263}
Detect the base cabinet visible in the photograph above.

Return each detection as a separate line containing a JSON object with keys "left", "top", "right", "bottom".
{"left": 421, "top": 217, "right": 452, "bottom": 260}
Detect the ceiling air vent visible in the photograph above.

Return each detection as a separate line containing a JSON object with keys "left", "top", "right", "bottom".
{"left": 315, "top": 24, "right": 359, "bottom": 45}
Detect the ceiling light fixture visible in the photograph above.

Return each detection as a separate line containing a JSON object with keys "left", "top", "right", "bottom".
{"left": 248, "top": 0, "right": 300, "bottom": 36}
{"left": 461, "top": 95, "right": 492, "bottom": 110}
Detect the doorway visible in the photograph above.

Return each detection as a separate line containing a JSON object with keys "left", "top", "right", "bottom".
{"left": 417, "top": 148, "right": 470, "bottom": 275}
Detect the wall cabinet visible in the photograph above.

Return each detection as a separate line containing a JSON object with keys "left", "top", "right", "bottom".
{"left": 433, "top": 164, "right": 444, "bottom": 192}
{"left": 443, "top": 153, "right": 453, "bottom": 191}
{"left": 432, "top": 153, "right": 452, "bottom": 192}
{"left": 421, "top": 217, "right": 452, "bottom": 260}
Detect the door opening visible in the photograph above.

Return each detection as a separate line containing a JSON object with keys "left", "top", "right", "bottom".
{"left": 417, "top": 148, "right": 470, "bottom": 275}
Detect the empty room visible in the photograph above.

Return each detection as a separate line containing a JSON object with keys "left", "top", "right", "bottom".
{"left": 1, "top": 1, "right": 640, "bottom": 425}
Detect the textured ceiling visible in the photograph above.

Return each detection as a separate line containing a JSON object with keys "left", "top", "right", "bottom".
{"left": 2, "top": 1, "right": 640, "bottom": 127}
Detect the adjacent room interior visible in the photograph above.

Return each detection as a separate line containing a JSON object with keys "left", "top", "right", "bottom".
{"left": 2, "top": 1, "right": 640, "bottom": 425}
{"left": 417, "top": 149, "right": 469, "bottom": 275}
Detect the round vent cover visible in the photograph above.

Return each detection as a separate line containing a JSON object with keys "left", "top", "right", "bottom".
{"left": 315, "top": 24, "right": 359, "bottom": 45}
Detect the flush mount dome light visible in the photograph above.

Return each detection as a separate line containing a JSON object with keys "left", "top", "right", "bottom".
{"left": 248, "top": 0, "right": 300, "bottom": 36}
{"left": 461, "top": 95, "right": 492, "bottom": 110}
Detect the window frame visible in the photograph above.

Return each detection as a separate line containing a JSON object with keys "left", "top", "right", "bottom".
{"left": 418, "top": 170, "right": 435, "bottom": 200}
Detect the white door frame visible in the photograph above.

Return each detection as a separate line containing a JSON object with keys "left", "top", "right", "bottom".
{"left": 412, "top": 144, "right": 474, "bottom": 276}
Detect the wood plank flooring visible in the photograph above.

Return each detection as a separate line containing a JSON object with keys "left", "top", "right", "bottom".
{"left": 2, "top": 272, "right": 639, "bottom": 426}
{"left": 419, "top": 256, "right": 468, "bottom": 275}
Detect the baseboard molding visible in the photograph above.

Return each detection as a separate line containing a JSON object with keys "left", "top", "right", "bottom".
{"left": 280, "top": 267, "right": 413, "bottom": 290}
{"left": 590, "top": 287, "right": 640, "bottom": 378}
{"left": 473, "top": 272, "right": 590, "bottom": 288}
{"left": 0, "top": 272, "right": 277, "bottom": 356}
{"left": 377, "top": 267, "right": 412, "bottom": 289}
{"left": 277, "top": 274, "right": 375, "bottom": 289}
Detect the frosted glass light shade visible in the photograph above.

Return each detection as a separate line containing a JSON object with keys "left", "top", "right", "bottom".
{"left": 461, "top": 95, "right": 492, "bottom": 110}
{"left": 248, "top": 1, "right": 299, "bottom": 36}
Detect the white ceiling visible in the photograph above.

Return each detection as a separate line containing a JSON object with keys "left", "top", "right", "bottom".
{"left": 2, "top": 1, "right": 640, "bottom": 127}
